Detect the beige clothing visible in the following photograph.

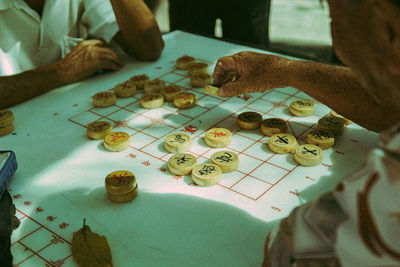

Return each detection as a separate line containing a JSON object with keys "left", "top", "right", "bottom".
{"left": 265, "top": 123, "right": 400, "bottom": 267}
{"left": 0, "top": 0, "right": 119, "bottom": 75}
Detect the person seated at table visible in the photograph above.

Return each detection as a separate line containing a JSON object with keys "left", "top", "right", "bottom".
{"left": 0, "top": 0, "right": 165, "bottom": 109}
{"left": 213, "top": 0, "right": 400, "bottom": 266}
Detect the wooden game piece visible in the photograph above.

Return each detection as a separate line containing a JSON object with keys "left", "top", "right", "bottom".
{"left": 92, "top": 91, "right": 116, "bottom": 107}
{"left": 330, "top": 110, "right": 352, "bottom": 125}
{"left": 173, "top": 92, "right": 197, "bottom": 109}
{"left": 130, "top": 74, "right": 150, "bottom": 89}
{"left": 160, "top": 85, "right": 182, "bottom": 101}
{"left": 289, "top": 99, "right": 314, "bottom": 117}
{"left": 144, "top": 79, "right": 166, "bottom": 94}
{"left": 261, "top": 118, "right": 288, "bottom": 136}
{"left": 190, "top": 73, "right": 212, "bottom": 87}
{"left": 113, "top": 80, "right": 137, "bottom": 98}
{"left": 0, "top": 110, "right": 14, "bottom": 127}
{"left": 205, "top": 128, "right": 232, "bottom": 148}
{"left": 306, "top": 129, "right": 335, "bottom": 149}
{"left": 168, "top": 153, "right": 198, "bottom": 175}
{"left": 105, "top": 170, "right": 136, "bottom": 195}
{"left": 210, "top": 151, "right": 239, "bottom": 173}
{"left": 104, "top": 132, "right": 131, "bottom": 152}
{"left": 318, "top": 116, "right": 345, "bottom": 135}
{"left": 87, "top": 121, "right": 113, "bottom": 140}
{"left": 191, "top": 163, "right": 222, "bottom": 186}
{"left": 268, "top": 133, "right": 298, "bottom": 154}
{"left": 176, "top": 55, "right": 195, "bottom": 69}
{"left": 107, "top": 184, "right": 138, "bottom": 203}
{"left": 237, "top": 111, "right": 262, "bottom": 130}
{"left": 140, "top": 93, "right": 164, "bottom": 109}
{"left": 0, "top": 124, "right": 13, "bottom": 136}
{"left": 294, "top": 144, "right": 323, "bottom": 166}
{"left": 188, "top": 62, "right": 209, "bottom": 75}
{"left": 204, "top": 85, "right": 219, "bottom": 96}
{"left": 164, "top": 133, "right": 192, "bottom": 153}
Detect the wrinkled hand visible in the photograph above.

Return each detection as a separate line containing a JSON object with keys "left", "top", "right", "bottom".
{"left": 57, "top": 39, "right": 123, "bottom": 83}
{"left": 213, "top": 51, "right": 292, "bottom": 97}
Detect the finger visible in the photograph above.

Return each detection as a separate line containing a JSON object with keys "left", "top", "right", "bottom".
{"left": 96, "top": 47, "right": 124, "bottom": 67}
{"left": 99, "top": 59, "right": 123, "bottom": 71}
{"left": 218, "top": 81, "right": 242, "bottom": 97}
{"left": 213, "top": 56, "right": 237, "bottom": 86}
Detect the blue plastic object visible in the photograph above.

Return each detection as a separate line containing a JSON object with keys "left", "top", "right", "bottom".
{"left": 0, "top": 151, "right": 17, "bottom": 199}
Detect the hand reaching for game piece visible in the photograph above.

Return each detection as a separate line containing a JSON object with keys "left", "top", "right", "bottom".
{"left": 212, "top": 51, "right": 293, "bottom": 97}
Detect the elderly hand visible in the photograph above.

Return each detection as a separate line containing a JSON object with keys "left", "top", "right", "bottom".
{"left": 57, "top": 39, "right": 123, "bottom": 83}
{"left": 212, "top": 51, "right": 293, "bottom": 97}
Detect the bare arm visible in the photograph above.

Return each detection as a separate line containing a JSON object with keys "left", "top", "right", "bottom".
{"left": 213, "top": 51, "right": 398, "bottom": 132}
{"left": 0, "top": 40, "right": 122, "bottom": 109}
{"left": 110, "top": 0, "right": 164, "bottom": 61}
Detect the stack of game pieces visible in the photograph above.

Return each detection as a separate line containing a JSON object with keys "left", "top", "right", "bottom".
{"left": 105, "top": 170, "right": 138, "bottom": 203}
{"left": 0, "top": 110, "right": 14, "bottom": 136}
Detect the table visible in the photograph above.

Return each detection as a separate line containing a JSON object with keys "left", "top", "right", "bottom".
{"left": 1, "top": 31, "right": 379, "bottom": 266}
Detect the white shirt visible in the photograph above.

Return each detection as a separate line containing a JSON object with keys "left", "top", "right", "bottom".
{"left": 0, "top": 0, "right": 119, "bottom": 75}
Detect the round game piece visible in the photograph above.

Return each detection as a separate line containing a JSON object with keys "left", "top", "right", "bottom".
{"left": 190, "top": 73, "right": 212, "bottom": 87}
{"left": 330, "top": 110, "right": 352, "bottom": 125}
{"left": 105, "top": 170, "right": 136, "bottom": 195}
{"left": 204, "top": 128, "right": 232, "bottom": 148}
{"left": 130, "top": 74, "right": 150, "bottom": 89}
{"left": 191, "top": 163, "right": 222, "bottom": 187}
{"left": 168, "top": 153, "right": 198, "bottom": 175}
{"left": 261, "top": 118, "right": 288, "bottom": 136}
{"left": 0, "top": 110, "right": 14, "bottom": 127}
{"left": 160, "top": 85, "right": 182, "bottom": 101}
{"left": 294, "top": 144, "right": 323, "bottom": 167}
{"left": 176, "top": 55, "right": 195, "bottom": 69}
{"left": 140, "top": 93, "right": 164, "bottom": 109}
{"left": 289, "top": 99, "right": 314, "bottom": 117}
{"left": 307, "top": 129, "right": 335, "bottom": 149}
{"left": 107, "top": 184, "right": 138, "bottom": 203}
{"left": 0, "top": 124, "right": 14, "bottom": 136}
{"left": 188, "top": 62, "right": 209, "bottom": 75}
{"left": 318, "top": 116, "right": 345, "bottom": 135}
{"left": 104, "top": 132, "right": 131, "bottom": 152}
{"left": 237, "top": 111, "right": 262, "bottom": 130}
{"left": 92, "top": 91, "right": 116, "bottom": 107}
{"left": 144, "top": 79, "right": 166, "bottom": 94}
{"left": 87, "top": 121, "right": 113, "bottom": 140}
{"left": 204, "top": 85, "right": 219, "bottom": 96}
{"left": 164, "top": 133, "right": 192, "bottom": 153}
{"left": 173, "top": 92, "right": 197, "bottom": 109}
{"left": 210, "top": 151, "right": 239, "bottom": 173}
{"left": 268, "top": 133, "right": 298, "bottom": 154}
{"left": 113, "top": 80, "right": 136, "bottom": 98}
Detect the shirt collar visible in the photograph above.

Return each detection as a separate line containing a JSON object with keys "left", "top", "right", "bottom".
{"left": 0, "top": 0, "right": 14, "bottom": 10}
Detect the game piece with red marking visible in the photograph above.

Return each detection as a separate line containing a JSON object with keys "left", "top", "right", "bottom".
{"left": 268, "top": 133, "right": 297, "bottom": 154}
{"left": 294, "top": 144, "right": 323, "bottom": 166}
{"left": 113, "top": 80, "right": 136, "bottom": 98}
{"left": 188, "top": 62, "right": 209, "bottom": 75}
{"left": 140, "top": 93, "right": 164, "bottom": 109}
{"left": 289, "top": 99, "right": 314, "bottom": 117}
{"left": 176, "top": 55, "right": 195, "bottom": 69}
{"left": 237, "top": 111, "right": 263, "bottom": 130}
{"left": 105, "top": 170, "right": 138, "bottom": 202}
{"left": 92, "top": 91, "right": 116, "bottom": 107}
{"left": 204, "top": 84, "right": 220, "bottom": 96}
{"left": 261, "top": 118, "right": 288, "bottom": 136}
{"left": 307, "top": 129, "right": 335, "bottom": 149}
{"left": 168, "top": 153, "right": 197, "bottom": 175}
{"left": 160, "top": 85, "right": 182, "bottom": 101}
{"left": 190, "top": 73, "right": 212, "bottom": 87}
{"left": 205, "top": 127, "right": 232, "bottom": 148}
{"left": 318, "top": 116, "right": 345, "bottom": 135}
{"left": 191, "top": 163, "right": 222, "bottom": 186}
{"left": 164, "top": 133, "right": 192, "bottom": 153}
{"left": 144, "top": 79, "right": 166, "bottom": 94}
{"left": 129, "top": 74, "right": 149, "bottom": 89}
{"left": 210, "top": 151, "right": 239, "bottom": 173}
{"left": 87, "top": 121, "right": 113, "bottom": 140}
{"left": 104, "top": 132, "right": 130, "bottom": 152}
{"left": 0, "top": 110, "right": 14, "bottom": 136}
{"left": 173, "top": 92, "right": 197, "bottom": 109}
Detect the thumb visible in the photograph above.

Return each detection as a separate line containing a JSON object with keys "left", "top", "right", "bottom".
{"left": 218, "top": 82, "right": 242, "bottom": 97}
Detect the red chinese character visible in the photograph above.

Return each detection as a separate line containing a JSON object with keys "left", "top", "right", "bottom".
{"left": 212, "top": 129, "right": 226, "bottom": 137}
{"left": 183, "top": 125, "right": 198, "bottom": 134}
{"left": 173, "top": 175, "right": 182, "bottom": 180}
{"left": 142, "top": 161, "right": 151, "bottom": 166}
{"left": 12, "top": 194, "right": 22, "bottom": 199}
{"left": 322, "top": 163, "right": 331, "bottom": 167}
{"left": 127, "top": 153, "right": 137, "bottom": 159}
{"left": 23, "top": 201, "right": 31, "bottom": 206}
{"left": 289, "top": 190, "right": 300, "bottom": 196}
{"left": 158, "top": 167, "right": 167, "bottom": 172}
{"left": 271, "top": 206, "right": 281, "bottom": 212}
{"left": 305, "top": 176, "right": 315, "bottom": 181}
{"left": 47, "top": 216, "right": 57, "bottom": 222}
{"left": 35, "top": 207, "right": 44, "bottom": 213}
{"left": 59, "top": 222, "right": 70, "bottom": 229}
{"left": 188, "top": 182, "right": 198, "bottom": 186}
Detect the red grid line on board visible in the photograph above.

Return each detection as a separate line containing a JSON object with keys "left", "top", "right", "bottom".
{"left": 12, "top": 209, "right": 71, "bottom": 266}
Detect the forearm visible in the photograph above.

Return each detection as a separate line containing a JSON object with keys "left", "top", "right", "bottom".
{"left": 0, "top": 63, "right": 68, "bottom": 108}
{"left": 286, "top": 60, "right": 397, "bottom": 132}
{"left": 110, "top": 0, "right": 164, "bottom": 61}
